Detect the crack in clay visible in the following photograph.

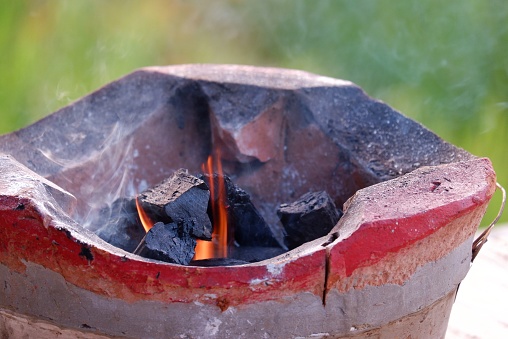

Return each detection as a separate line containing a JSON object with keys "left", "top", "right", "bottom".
{"left": 322, "top": 253, "right": 330, "bottom": 306}
{"left": 321, "top": 232, "right": 339, "bottom": 306}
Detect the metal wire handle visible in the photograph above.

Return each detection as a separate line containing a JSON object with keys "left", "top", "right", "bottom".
{"left": 471, "top": 182, "right": 506, "bottom": 262}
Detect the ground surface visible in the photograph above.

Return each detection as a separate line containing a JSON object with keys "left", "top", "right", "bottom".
{"left": 447, "top": 225, "right": 508, "bottom": 338}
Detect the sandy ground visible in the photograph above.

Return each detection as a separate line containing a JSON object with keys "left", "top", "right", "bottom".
{"left": 446, "top": 224, "right": 508, "bottom": 338}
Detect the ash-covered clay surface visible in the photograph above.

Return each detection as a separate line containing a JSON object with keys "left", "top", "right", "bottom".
{"left": 0, "top": 64, "right": 472, "bottom": 232}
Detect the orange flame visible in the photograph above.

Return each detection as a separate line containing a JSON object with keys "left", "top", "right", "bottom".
{"left": 135, "top": 197, "right": 154, "bottom": 233}
{"left": 194, "top": 151, "right": 229, "bottom": 260}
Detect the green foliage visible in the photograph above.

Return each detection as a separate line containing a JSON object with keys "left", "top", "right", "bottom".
{"left": 1, "top": 0, "right": 506, "bottom": 223}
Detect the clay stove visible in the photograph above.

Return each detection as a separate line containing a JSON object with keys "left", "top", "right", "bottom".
{"left": 0, "top": 65, "right": 497, "bottom": 338}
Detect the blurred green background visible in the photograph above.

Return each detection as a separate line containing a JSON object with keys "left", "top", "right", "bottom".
{"left": 1, "top": 0, "right": 506, "bottom": 224}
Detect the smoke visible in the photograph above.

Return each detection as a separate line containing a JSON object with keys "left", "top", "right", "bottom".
{"left": 36, "top": 120, "right": 148, "bottom": 231}
{"left": 241, "top": 1, "right": 507, "bottom": 139}
{"left": 7, "top": 0, "right": 506, "bottom": 227}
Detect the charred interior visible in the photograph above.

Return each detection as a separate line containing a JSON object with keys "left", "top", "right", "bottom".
{"left": 0, "top": 65, "right": 496, "bottom": 339}
{"left": 0, "top": 65, "right": 472, "bottom": 265}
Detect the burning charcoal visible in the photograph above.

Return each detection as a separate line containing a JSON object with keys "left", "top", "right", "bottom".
{"left": 139, "top": 222, "right": 197, "bottom": 265}
{"left": 201, "top": 173, "right": 282, "bottom": 248}
{"left": 94, "top": 198, "right": 145, "bottom": 252}
{"left": 226, "top": 178, "right": 282, "bottom": 248}
{"left": 138, "top": 168, "right": 212, "bottom": 240}
{"left": 278, "top": 191, "right": 342, "bottom": 250}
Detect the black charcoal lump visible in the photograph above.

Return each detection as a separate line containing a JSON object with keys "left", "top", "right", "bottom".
{"left": 94, "top": 198, "right": 145, "bottom": 252}
{"left": 200, "top": 173, "right": 282, "bottom": 249}
{"left": 138, "top": 168, "right": 212, "bottom": 240}
{"left": 142, "top": 222, "right": 197, "bottom": 265}
{"left": 135, "top": 169, "right": 213, "bottom": 264}
{"left": 278, "top": 191, "right": 342, "bottom": 250}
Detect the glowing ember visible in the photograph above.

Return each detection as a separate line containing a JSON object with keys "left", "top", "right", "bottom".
{"left": 194, "top": 151, "right": 230, "bottom": 260}
{"left": 135, "top": 197, "right": 154, "bottom": 233}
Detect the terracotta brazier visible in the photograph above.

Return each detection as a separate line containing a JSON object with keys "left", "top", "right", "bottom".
{"left": 0, "top": 65, "right": 497, "bottom": 338}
